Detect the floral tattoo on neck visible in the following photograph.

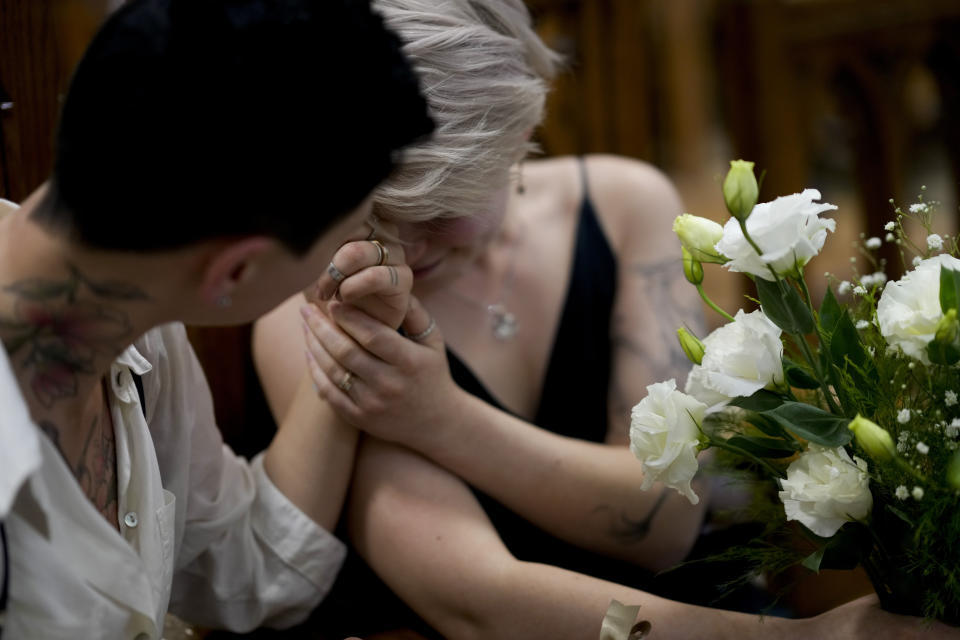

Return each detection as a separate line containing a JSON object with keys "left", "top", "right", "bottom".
{"left": 0, "top": 264, "right": 148, "bottom": 407}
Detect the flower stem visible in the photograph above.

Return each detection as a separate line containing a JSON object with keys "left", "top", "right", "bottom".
{"left": 794, "top": 276, "right": 844, "bottom": 415}
{"left": 707, "top": 436, "right": 786, "bottom": 479}
{"left": 791, "top": 331, "right": 843, "bottom": 415}
{"left": 696, "top": 284, "right": 735, "bottom": 323}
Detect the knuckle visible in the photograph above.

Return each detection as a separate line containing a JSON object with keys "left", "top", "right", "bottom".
{"left": 337, "top": 241, "right": 368, "bottom": 271}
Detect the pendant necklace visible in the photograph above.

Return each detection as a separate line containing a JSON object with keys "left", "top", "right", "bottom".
{"left": 447, "top": 223, "right": 521, "bottom": 341}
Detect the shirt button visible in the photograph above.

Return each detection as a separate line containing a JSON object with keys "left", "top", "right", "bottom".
{"left": 124, "top": 512, "right": 139, "bottom": 528}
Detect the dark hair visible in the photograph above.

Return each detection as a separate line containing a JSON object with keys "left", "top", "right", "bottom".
{"left": 33, "top": 0, "right": 433, "bottom": 254}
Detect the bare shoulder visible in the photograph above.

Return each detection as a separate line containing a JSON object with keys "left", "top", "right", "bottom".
{"left": 524, "top": 155, "right": 682, "bottom": 257}
{"left": 584, "top": 155, "right": 683, "bottom": 256}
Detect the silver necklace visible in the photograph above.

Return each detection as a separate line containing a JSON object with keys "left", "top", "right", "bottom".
{"left": 446, "top": 226, "right": 521, "bottom": 341}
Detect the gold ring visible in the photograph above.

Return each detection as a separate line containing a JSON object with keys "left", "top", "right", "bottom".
{"left": 327, "top": 261, "right": 346, "bottom": 283}
{"left": 370, "top": 239, "right": 389, "bottom": 266}
{"left": 338, "top": 370, "right": 355, "bottom": 392}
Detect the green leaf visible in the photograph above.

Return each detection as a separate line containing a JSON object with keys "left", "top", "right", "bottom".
{"left": 819, "top": 286, "right": 844, "bottom": 336}
{"left": 756, "top": 278, "right": 815, "bottom": 335}
{"left": 784, "top": 358, "right": 820, "bottom": 389}
{"left": 729, "top": 389, "right": 785, "bottom": 412}
{"left": 829, "top": 309, "right": 868, "bottom": 370}
{"left": 802, "top": 548, "right": 825, "bottom": 573}
{"left": 885, "top": 504, "right": 915, "bottom": 528}
{"left": 763, "top": 402, "right": 852, "bottom": 446}
{"left": 726, "top": 435, "right": 799, "bottom": 458}
{"left": 940, "top": 266, "right": 960, "bottom": 314}
{"left": 744, "top": 412, "right": 789, "bottom": 438}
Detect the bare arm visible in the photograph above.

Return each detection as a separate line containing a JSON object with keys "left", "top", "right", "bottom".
{"left": 256, "top": 227, "right": 412, "bottom": 531}
{"left": 348, "top": 438, "right": 942, "bottom": 640}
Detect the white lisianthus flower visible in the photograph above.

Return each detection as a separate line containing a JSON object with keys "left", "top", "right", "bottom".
{"left": 877, "top": 254, "right": 960, "bottom": 364}
{"left": 629, "top": 379, "right": 707, "bottom": 505}
{"left": 684, "top": 309, "right": 783, "bottom": 409}
{"left": 778, "top": 445, "right": 873, "bottom": 537}
{"left": 715, "top": 189, "right": 837, "bottom": 281}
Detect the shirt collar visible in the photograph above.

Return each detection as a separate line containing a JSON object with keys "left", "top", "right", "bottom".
{"left": 116, "top": 341, "right": 153, "bottom": 376}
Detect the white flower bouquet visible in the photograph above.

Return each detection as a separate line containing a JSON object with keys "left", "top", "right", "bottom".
{"left": 631, "top": 161, "right": 960, "bottom": 623}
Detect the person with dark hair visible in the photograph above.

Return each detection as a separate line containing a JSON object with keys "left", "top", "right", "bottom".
{"left": 0, "top": 0, "right": 431, "bottom": 637}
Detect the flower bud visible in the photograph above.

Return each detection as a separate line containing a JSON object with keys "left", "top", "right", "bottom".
{"left": 673, "top": 214, "right": 727, "bottom": 264}
{"left": 681, "top": 247, "right": 704, "bottom": 285}
{"left": 677, "top": 327, "right": 705, "bottom": 365}
{"left": 926, "top": 308, "right": 960, "bottom": 366}
{"left": 848, "top": 414, "right": 896, "bottom": 462}
{"left": 722, "top": 160, "right": 759, "bottom": 222}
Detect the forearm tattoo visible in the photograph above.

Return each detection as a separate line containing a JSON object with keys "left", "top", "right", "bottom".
{"left": 594, "top": 489, "right": 671, "bottom": 543}
{"left": 0, "top": 263, "right": 148, "bottom": 407}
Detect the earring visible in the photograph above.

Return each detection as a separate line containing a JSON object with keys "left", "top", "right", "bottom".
{"left": 216, "top": 294, "right": 232, "bottom": 308}
{"left": 516, "top": 160, "right": 525, "bottom": 195}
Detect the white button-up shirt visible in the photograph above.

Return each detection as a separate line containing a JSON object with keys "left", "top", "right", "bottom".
{"left": 0, "top": 201, "right": 346, "bottom": 639}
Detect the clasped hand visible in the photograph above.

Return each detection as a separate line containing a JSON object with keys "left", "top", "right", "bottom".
{"left": 300, "top": 221, "right": 462, "bottom": 448}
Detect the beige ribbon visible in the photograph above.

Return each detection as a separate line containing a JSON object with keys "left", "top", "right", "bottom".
{"left": 599, "top": 600, "right": 652, "bottom": 640}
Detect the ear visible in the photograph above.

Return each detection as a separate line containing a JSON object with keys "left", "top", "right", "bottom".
{"left": 198, "top": 236, "right": 276, "bottom": 307}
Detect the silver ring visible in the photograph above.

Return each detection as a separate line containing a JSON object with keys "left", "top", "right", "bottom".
{"left": 370, "top": 239, "right": 389, "bottom": 266}
{"left": 327, "top": 261, "right": 346, "bottom": 283}
{"left": 338, "top": 370, "right": 355, "bottom": 392}
{"left": 408, "top": 317, "right": 437, "bottom": 342}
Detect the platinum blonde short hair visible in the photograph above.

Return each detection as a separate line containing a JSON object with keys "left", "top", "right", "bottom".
{"left": 371, "top": 0, "right": 560, "bottom": 223}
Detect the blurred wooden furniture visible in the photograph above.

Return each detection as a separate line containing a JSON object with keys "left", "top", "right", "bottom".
{"left": 529, "top": 0, "right": 715, "bottom": 173}
{"left": 0, "top": 0, "right": 113, "bottom": 201}
{"left": 716, "top": 0, "right": 960, "bottom": 273}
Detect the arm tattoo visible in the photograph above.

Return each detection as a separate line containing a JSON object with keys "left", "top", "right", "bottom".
{"left": 0, "top": 263, "right": 148, "bottom": 407}
{"left": 610, "top": 257, "right": 705, "bottom": 418}
{"left": 594, "top": 489, "right": 671, "bottom": 544}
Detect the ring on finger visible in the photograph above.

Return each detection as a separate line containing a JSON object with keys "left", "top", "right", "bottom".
{"left": 370, "top": 239, "right": 389, "bottom": 266}
{"left": 409, "top": 317, "right": 437, "bottom": 342}
{"left": 327, "top": 261, "right": 347, "bottom": 284}
{"left": 338, "top": 370, "right": 355, "bottom": 392}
